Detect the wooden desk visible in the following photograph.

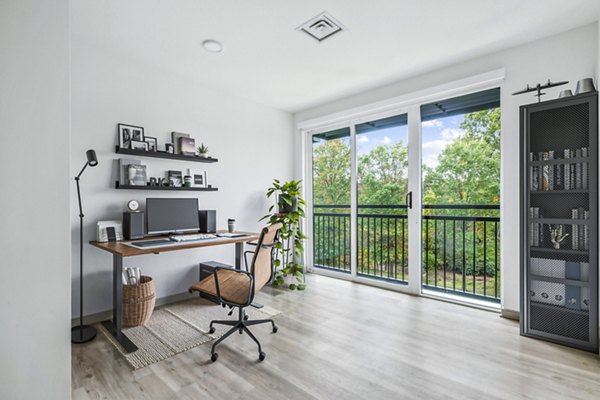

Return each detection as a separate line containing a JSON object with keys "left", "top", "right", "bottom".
{"left": 90, "top": 231, "right": 260, "bottom": 353}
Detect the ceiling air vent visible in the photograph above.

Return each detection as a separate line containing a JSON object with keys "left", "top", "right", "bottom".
{"left": 297, "top": 12, "right": 344, "bottom": 42}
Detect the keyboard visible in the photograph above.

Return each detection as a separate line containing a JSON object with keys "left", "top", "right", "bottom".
{"left": 169, "top": 233, "right": 217, "bottom": 242}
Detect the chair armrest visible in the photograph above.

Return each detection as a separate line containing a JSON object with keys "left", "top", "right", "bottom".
{"left": 243, "top": 250, "right": 255, "bottom": 271}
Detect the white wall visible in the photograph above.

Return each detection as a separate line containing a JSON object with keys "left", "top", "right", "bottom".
{"left": 295, "top": 23, "right": 599, "bottom": 314}
{"left": 70, "top": 31, "right": 294, "bottom": 318}
{"left": 0, "top": 1, "right": 71, "bottom": 399}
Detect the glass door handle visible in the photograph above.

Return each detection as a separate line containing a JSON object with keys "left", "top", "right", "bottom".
{"left": 406, "top": 192, "right": 412, "bottom": 209}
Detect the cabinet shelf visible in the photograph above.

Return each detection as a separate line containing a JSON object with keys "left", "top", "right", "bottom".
{"left": 530, "top": 218, "right": 589, "bottom": 225}
{"left": 115, "top": 182, "right": 218, "bottom": 191}
{"left": 529, "top": 247, "right": 588, "bottom": 256}
{"left": 530, "top": 301, "right": 589, "bottom": 316}
{"left": 530, "top": 157, "right": 589, "bottom": 166}
{"left": 529, "top": 274, "right": 590, "bottom": 287}
{"left": 116, "top": 146, "right": 218, "bottom": 163}
{"left": 530, "top": 189, "right": 588, "bottom": 195}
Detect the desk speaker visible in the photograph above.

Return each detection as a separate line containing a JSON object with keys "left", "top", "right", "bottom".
{"left": 123, "top": 212, "right": 145, "bottom": 240}
{"left": 198, "top": 210, "right": 216, "bottom": 233}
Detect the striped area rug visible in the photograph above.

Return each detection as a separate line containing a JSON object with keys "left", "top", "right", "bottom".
{"left": 100, "top": 297, "right": 280, "bottom": 369}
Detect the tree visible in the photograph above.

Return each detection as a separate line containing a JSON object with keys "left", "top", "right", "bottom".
{"left": 312, "top": 139, "right": 351, "bottom": 205}
{"left": 358, "top": 142, "right": 408, "bottom": 207}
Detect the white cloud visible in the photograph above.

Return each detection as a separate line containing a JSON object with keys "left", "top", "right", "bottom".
{"left": 440, "top": 128, "right": 464, "bottom": 140}
{"left": 422, "top": 119, "right": 443, "bottom": 128}
{"left": 357, "top": 135, "right": 370, "bottom": 143}
{"left": 381, "top": 136, "right": 392, "bottom": 145}
{"left": 422, "top": 139, "right": 452, "bottom": 168}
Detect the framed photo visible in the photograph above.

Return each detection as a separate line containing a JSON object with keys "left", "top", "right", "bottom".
{"left": 165, "top": 143, "right": 174, "bottom": 154}
{"left": 187, "top": 168, "right": 207, "bottom": 188}
{"left": 179, "top": 137, "right": 196, "bottom": 156}
{"left": 130, "top": 140, "right": 148, "bottom": 151}
{"left": 167, "top": 170, "right": 183, "bottom": 187}
{"left": 145, "top": 136, "right": 157, "bottom": 152}
{"left": 118, "top": 124, "right": 144, "bottom": 149}
{"left": 171, "top": 131, "right": 190, "bottom": 154}
{"left": 127, "top": 164, "right": 147, "bottom": 186}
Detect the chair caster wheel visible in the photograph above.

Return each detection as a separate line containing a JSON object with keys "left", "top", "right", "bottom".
{"left": 272, "top": 326, "right": 278, "bottom": 333}
{"left": 244, "top": 314, "right": 249, "bottom": 321}
{"left": 259, "top": 352, "right": 266, "bottom": 361}
{"left": 211, "top": 353, "right": 218, "bottom": 362}
{"left": 208, "top": 327, "right": 215, "bottom": 334}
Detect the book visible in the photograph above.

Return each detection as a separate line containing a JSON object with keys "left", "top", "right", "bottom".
{"left": 572, "top": 208, "right": 579, "bottom": 250}
{"left": 583, "top": 210, "right": 589, "bottom": 251}
{"left": 582, "top": 147, "right": 588, "bottom": 189}
{"left": 564, "top": 149, "right": 570, "bottom": 190}
{"left": 542, "top": 152, "right": 549, "bottom": 191}
{"left": 548, "top": 150, "right": 554, "bottom": 190}
{"left": 575, "top": 149, "right": 582, "bottom": 189}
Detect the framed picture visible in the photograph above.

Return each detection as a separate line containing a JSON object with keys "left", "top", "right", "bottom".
{"left": 171, "top": 131, "right": 190, "bottom": 154}
{"left": 130, "top": 140, "right": 148, "bottom": 151}
{"left": 167, "top": 170, "right": 183, "bottom": 187}
{"left": 127, "top": 164, "right": 147, "bottom": 186}
{"left": 165, "top": 143, "right": 174, "bottom": 154}
{"left": 188, "top": 168, "right": 207, "bottom": 188}
{"left": 145, "top": 136, "right": 157, "bottom": 152}
{"left": 118, "top": 123, "right": 144, "bottom": 149}
{"left": 179, "top": 137, "right": 196, "bottom": 156}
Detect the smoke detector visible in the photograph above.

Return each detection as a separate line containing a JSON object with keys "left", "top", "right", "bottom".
{"left": 297, "top": 12, "right": 344, "bottom": 42}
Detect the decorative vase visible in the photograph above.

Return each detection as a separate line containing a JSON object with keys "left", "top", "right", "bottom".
{"left": 278, "top": 194, "right": 298, "bottom": 213}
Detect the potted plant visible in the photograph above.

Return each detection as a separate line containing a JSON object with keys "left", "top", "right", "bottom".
{"left": 261, "top": 179, "right": 307, "bottom": 290}
{"left": 197, "top": 143, "right": 208, "bottom": 158}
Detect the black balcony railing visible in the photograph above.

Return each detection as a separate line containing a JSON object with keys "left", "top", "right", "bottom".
{"left": 313, "top": 204, "right": 500, "bottom": 302}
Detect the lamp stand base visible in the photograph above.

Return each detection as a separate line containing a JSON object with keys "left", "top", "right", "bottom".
{"left": 71, "top": 325, "right": 97, "bottom": 344}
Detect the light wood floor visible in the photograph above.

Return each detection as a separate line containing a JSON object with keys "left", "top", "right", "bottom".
{"left": 72, "top": 274, "right": 600, "bottom": 400}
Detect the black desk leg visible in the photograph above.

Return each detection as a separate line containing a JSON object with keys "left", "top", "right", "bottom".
{"left": 101, "top": 254, "right": 138, "bottom": 353}
{"left": 235, "top": 242, "right": 243, "bottom": 270}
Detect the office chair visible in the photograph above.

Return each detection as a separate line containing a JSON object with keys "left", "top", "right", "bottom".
{"left": 189, "top": 223, "right": 282, "bottom": 362}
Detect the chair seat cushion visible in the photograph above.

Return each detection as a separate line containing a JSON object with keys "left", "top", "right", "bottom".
{"left": 189, "top": 268, "right": 252, "bottom": 306}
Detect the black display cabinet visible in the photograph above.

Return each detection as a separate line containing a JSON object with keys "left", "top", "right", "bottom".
{"left": 520, "top": 91, "right": 598, "bottom": 353}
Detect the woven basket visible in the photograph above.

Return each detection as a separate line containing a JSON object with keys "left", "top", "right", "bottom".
{"left": 123, "top": 275, "right": 156, "bottom": 327}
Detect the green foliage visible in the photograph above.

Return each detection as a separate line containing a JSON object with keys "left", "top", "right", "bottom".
{"left": 197, "top": 143, "right": 208, "bottom": 154}
{"left": 261, "top": 179, "right": 307, "bottom": 290}
{"left": 358, "top": 142, "right": 408, "bottom": 206}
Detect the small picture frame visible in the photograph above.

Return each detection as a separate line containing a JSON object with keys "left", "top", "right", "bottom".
{"left": 188, "top": 168, "right": 207, "bottom": 188}
{"left": 145, "top": 136, "right": 157, "bottom": 152}
{"left": 131, "top": 140, "right": 148, "bottom": 151}
{"left": 165, "top": 143, "right": 174, "bottom": 154}
{"left": 167, "top": 170, "right": 183, "bottom": 187}
{"left": 118, "top": 123, "right": 144, "bottom": 149}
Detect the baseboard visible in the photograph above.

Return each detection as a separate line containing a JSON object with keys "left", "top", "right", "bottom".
{"left": 501, "top": 308, "right": 520, "bottom": 321}
{"left": 71, "top": 291, "right": 198, "bottom": 326}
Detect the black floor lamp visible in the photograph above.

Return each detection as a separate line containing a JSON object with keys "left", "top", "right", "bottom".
{"left": 72, "top": 149, "right": 98, "bottom": 344}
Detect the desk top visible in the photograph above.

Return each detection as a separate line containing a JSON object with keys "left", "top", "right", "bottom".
{"left": 90, "top": 231, "right": 260, "bottom": 257}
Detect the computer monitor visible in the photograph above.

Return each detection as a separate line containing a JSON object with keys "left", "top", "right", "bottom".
{"left": 146, "top": 198, "right": 199, "bottom": 235}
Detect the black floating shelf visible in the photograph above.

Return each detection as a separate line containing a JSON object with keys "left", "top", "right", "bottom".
{"left": 115, "top": 182, "right": 218, "bottom": 191}
{"left": 116, "top": 146, "right": 218, "bottom": 163}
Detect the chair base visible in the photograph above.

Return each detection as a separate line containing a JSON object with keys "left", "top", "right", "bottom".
{"left": 208, "top": 308, "right": 277, "bottom": 362}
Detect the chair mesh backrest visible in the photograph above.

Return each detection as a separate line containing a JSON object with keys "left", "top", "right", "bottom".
{"left": 251, "top": 223, "right": 282, "bottom": 293}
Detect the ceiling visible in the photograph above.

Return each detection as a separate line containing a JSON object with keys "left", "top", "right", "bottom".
{"left": 72, "top": 0, "right": 600, "bottom": 112}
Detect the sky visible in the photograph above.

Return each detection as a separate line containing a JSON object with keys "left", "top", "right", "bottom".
{"left": 313, "top": 113, "right": 465, "bottom": 172}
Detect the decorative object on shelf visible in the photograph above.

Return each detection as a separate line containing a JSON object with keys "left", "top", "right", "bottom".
{"left": 72, "top": 149, "right": 99, "bottom": 344}
{"left": 119, "top": 158, "right": 140, "bottom": 184}
{"left": 261, "top": 179, "right": 307, "bottom": 290}
{"left": 145, "top": 136, "right": 157, "bottom": 152}
{"left": 130, "top": 140, "right": 148, "bottom": 151}
{"left": 183, "top": 175, "right": 193, "bottom": 187}
{"left": 179, "top": 137, "right": 196, "bottom": 156}
{"left": 187, "top": 168, "right": 207, "bottom": 188}
{"left": 549, "top": 225, "right": 569, "bottom": 249}
{"left": 97, "top": 220, "right": 123, "bottom": 242}
{"left": 227, "top": 218, "right": 235, "bottom": 233}
{"left": 165, "top": 143, "right": 174, "bottom": 154}
{"left": 198, "top": 143, "right": 208, "bottom": 157}
{"left": 512, "top": 79, "right": 569, "bottom": 102}
{"left": 118, "top": 123, "right": 144, "bottom": 149}
{"left": 171, "top": 131, "right": 190, "bottom": 154}
{"left": 128, "top": 164, "right": 147, "bottom": 186}
{"left": 575, "top": 78, "right": 596, "bottom": 95}
{"left": 167, "top": 170, "right": 182, "bottom": 187}
{"left": 149, "top": 177, "right": 157, "bottom": 186}
{"left": 127, "top": 199, "right": 140, "bottom": 212}
{"left": 558, "top": 89, "right": 573, "bottom": 98}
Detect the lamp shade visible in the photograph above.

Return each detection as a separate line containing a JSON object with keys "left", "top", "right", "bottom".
{"left": 86, "top": 149, "right": 98, "bottom": 167}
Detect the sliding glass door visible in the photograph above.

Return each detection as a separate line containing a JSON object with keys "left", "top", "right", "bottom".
{"left": 355, "top": 114, "right": 410, "bottom": 283}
